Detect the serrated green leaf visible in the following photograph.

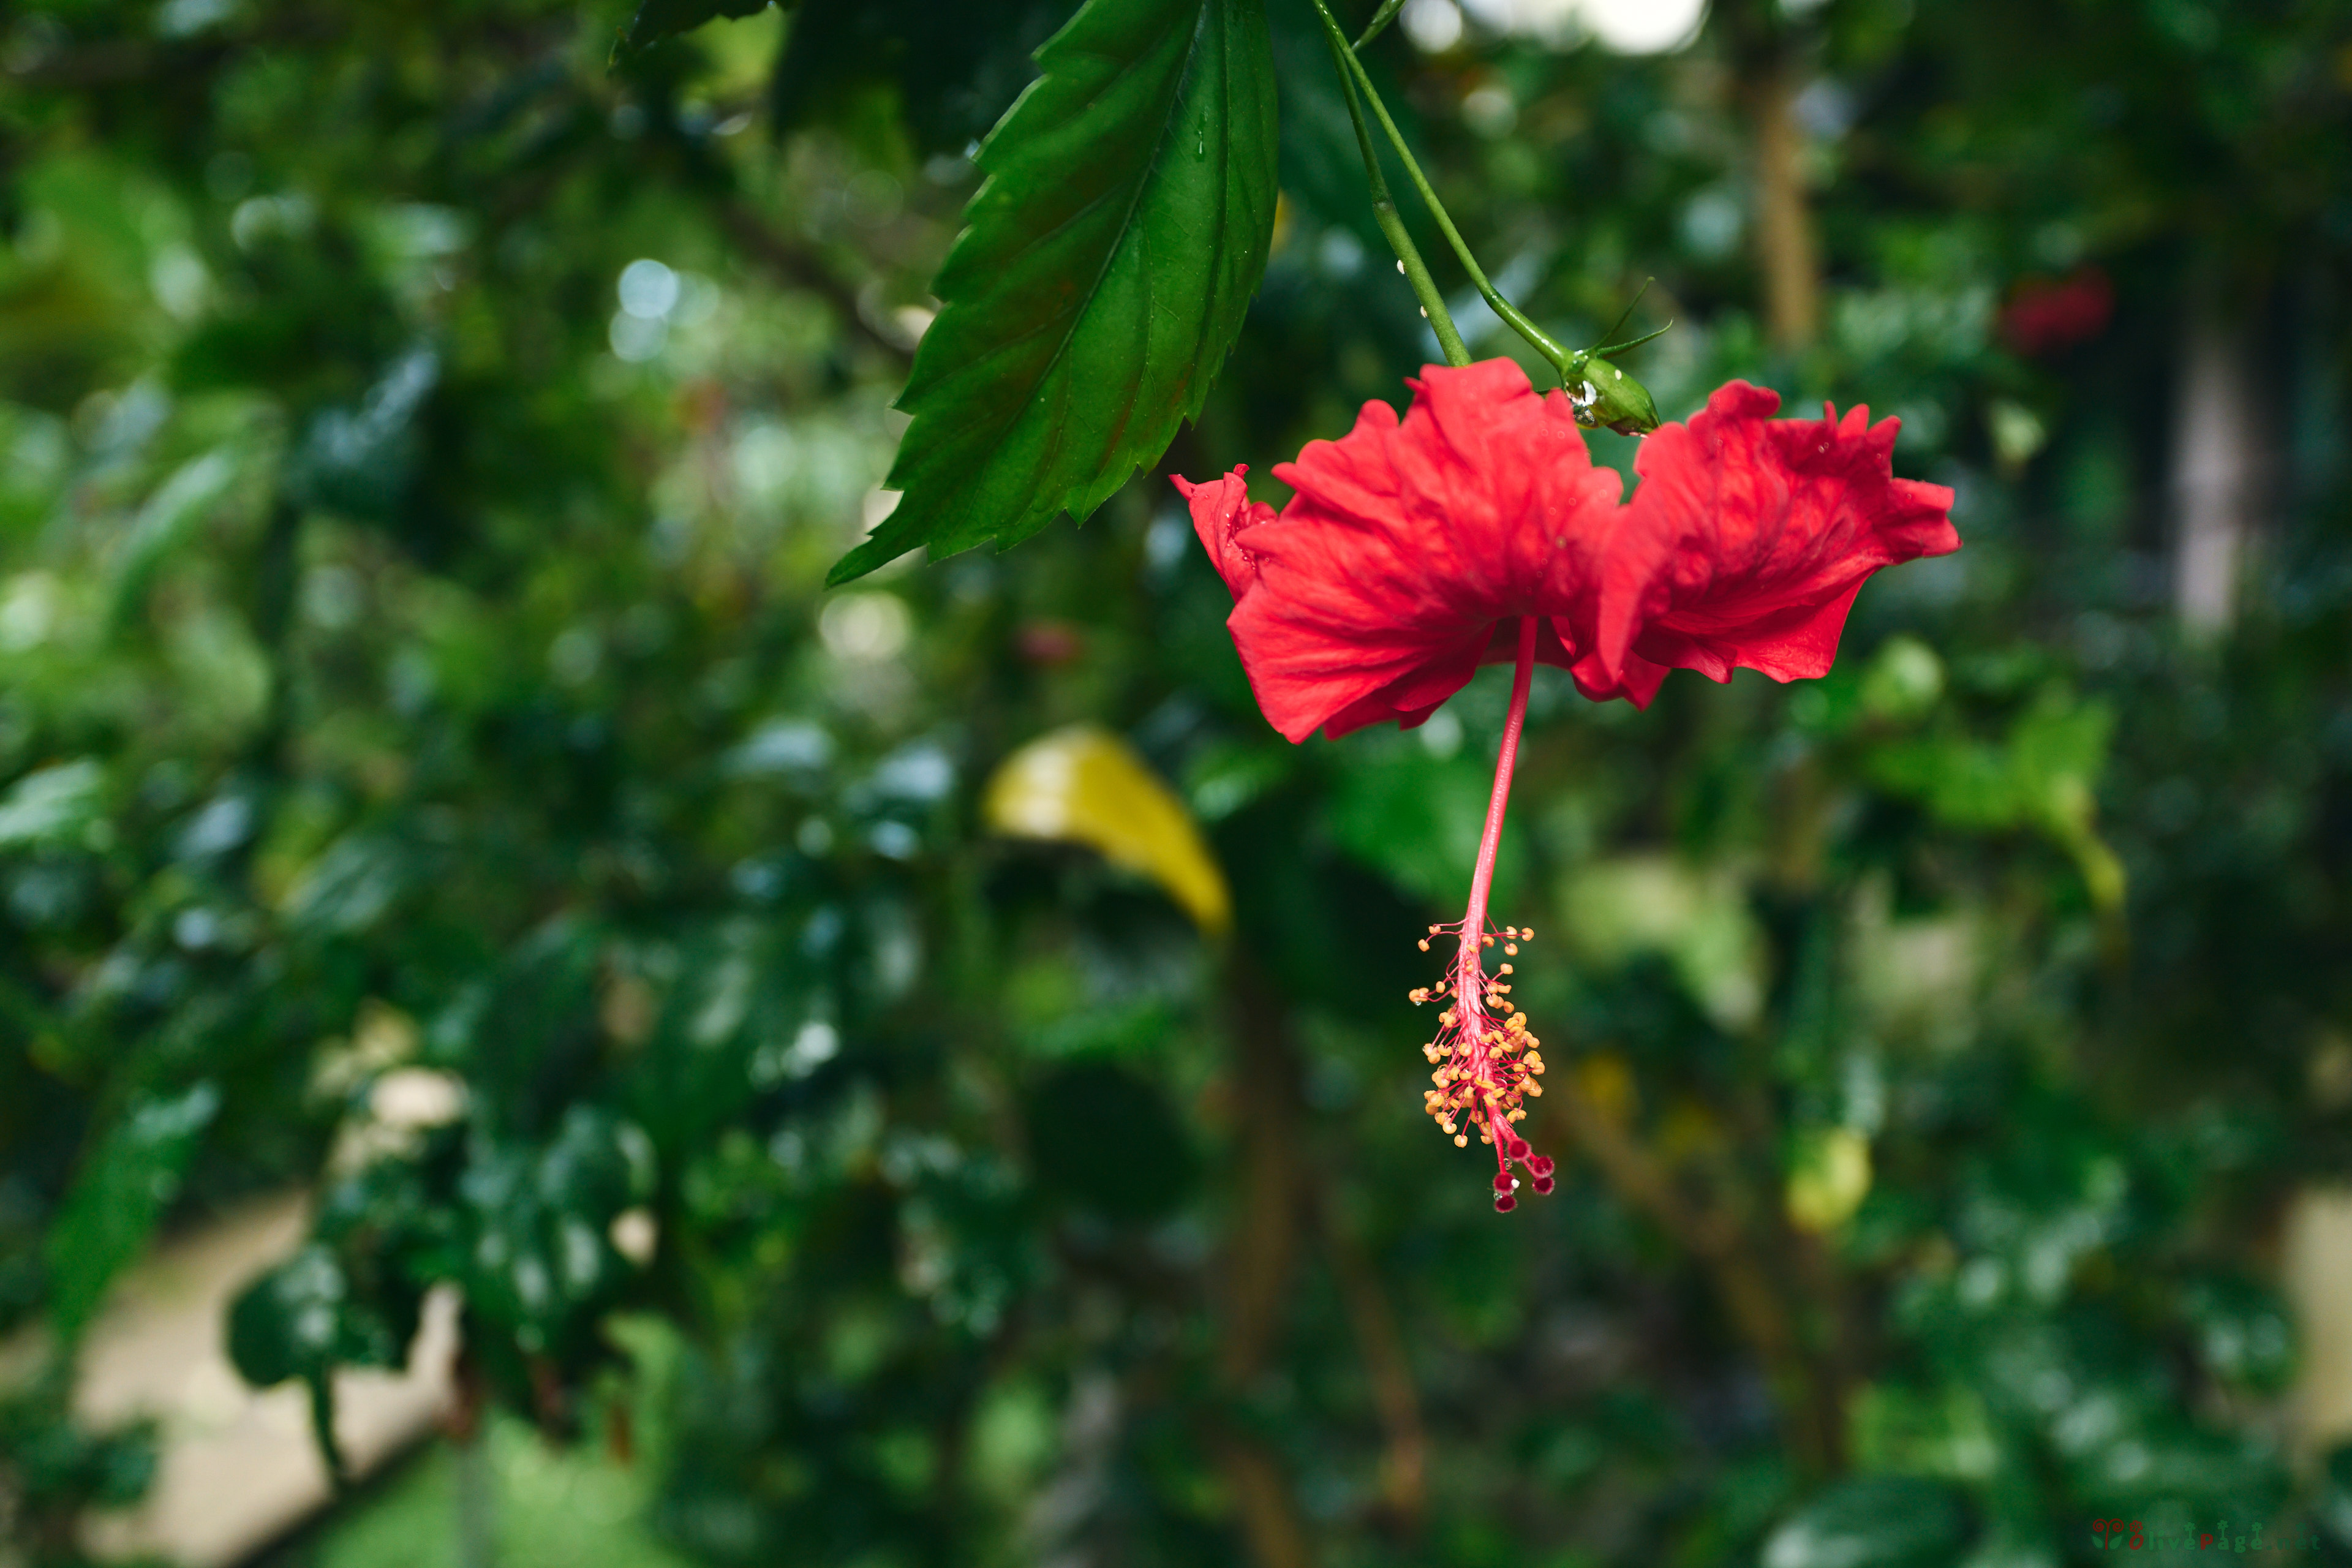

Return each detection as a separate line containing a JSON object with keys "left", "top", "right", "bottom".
{"left": 828, "top": 0, "right": 1279, "bottom": 585}
{"left": 611, "top": 0, "right": 778, "bottom": 64}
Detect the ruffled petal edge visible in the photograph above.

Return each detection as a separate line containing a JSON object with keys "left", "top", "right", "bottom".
{"left": 1171, "top": 467, "right": 1275, "bottom": 601}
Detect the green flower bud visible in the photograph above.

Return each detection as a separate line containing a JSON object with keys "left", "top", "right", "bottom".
{"left": 1564, "top": 353, "right": 1661, "bottom": 436}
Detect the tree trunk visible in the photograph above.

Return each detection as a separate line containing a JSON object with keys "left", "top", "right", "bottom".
{"left": 2171, "top": 303, "right": 2265, "bottom": 634}
{"left": 1751, "top": 67, "right": 1820, "bottom": 351}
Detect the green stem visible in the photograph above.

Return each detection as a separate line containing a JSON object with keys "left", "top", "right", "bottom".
{"left": 1352, "top": 0, "right": 1406, "bottom": 49}
{"left": 1321, "top": 12, "right": 1575, "bottom": 374}
{"left": 1307, "top": 0, "right": 1469, "bottom": 366}
{"left": 306, "top": 1370, "right": 350, "bottom": 1491}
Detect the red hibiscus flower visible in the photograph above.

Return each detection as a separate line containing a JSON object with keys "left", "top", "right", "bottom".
{"left": 1175, "top": 360, "right": 1957, "bottom": 1212}
{"left": 1177, "top": 358, "right": 1641, "bottom": 742}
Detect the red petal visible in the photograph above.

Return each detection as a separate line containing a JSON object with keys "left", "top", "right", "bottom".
{"left": 1577, "top": 648, "right": 1670, "bottom": 709}
{"left": 1172, "top": 467, "right": 1274, "bottom": 601}
{"left": 1221, "top": 361, "right": 1625, "bottom": 742}
{"left": 1612, "top": 382, "right": 1959, "bottom": 690}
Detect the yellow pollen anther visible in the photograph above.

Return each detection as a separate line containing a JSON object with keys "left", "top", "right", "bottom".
{"left": 1416, "top": 918, "right": 1558, "bottom": 1169}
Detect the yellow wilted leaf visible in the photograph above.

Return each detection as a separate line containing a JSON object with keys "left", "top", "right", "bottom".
{"left": 983, "top": 725, "right": 1231, "bottom": 936}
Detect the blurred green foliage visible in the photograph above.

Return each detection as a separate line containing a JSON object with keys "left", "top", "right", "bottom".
{"left": 282, "top": 1401, "right": 693, "bottom": 1568}
{"left": 2, "top": 1, "right": 2351, "bottom": 1566}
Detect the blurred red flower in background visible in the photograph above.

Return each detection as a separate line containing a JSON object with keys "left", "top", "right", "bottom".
{"left": 1014, "top": 619, "right": 1087, "bottom": 667}
{"left": 2002, "top": 267, "right": 2116, "bottom": 356}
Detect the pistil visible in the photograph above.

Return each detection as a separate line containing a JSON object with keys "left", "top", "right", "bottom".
{"left": 1409, "top": 617, "right": 1557, "bottom": 1212}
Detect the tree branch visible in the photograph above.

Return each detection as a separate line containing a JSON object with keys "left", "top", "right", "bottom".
{"left": 1209, "top": 955, "right": 1319, "bottom": 1568}
{"left": 1545, "top": 1071, "right": 1845, "bottom": 1475}
{"left": 1314, "top": 1192, "right": 1427, "bottom": 1533}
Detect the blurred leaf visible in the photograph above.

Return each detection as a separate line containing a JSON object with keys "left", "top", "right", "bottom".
{"left": 226, "top": 1243, "right": 417, "bottom": 1386}
{"left": 283, "top": 830, "right": 416, "bottom": 936}
{"left": 44, "top": 1082, "right": 220, "bottom": 1341}
{"left": 0, "top": 1381, "right": 158, "bottom": 1523}
{"left": 1180, "top": 737, "right": 1294, "bottom": 823}
{"left": 1868, "top": 688, "right": 2109, "bottom": 832}
{"left": 1847, "top": 1382, "right": 1999, "bottom": 1482}
{"left": 1858, "top": 636, "right": 1945, "bottom": 725}
{"left": 1787, "top": 1126, "right": 1874, "bottom": 1233}
{"left": 1263, "top": 0, "right": 1428, "bottom": 258}
{"left": 2179, "top": 1275, "right": 2296, "bottom": 1394}
{"left": 829, "top": 0, "right": 1278, "bottom": 582}
{"left": 1865, "top": 687, "right": 2125, "bottom": 908}
{"left": 0, "top": 760, "right": 107, "bottom": 852}
{"left": 612, "top": 0, "right": 780, "bottom": 63}
{"left": 1575, "top": 1051, "right": 1638, "bottom": 1126}
{"left": 769, "top": 0, "right": 1070, "bottom": 154}
{"left": 227, "top": 1241, "right": 423, "bottom": 1484}
{"left": 458, "top": 1107, "right": 657, "bottom": 1352}
{"left": 1025, "top": 1059, "right": 1195, "bottom": 1221}
{"left": 1559, "top": 856, "right": 1765, "bottom": 1031}
{"left": 106, "top": 447, "right": 245, "bottom": 629}
{"left": 986, "top": 725, "right": 1231, "bottom": 933}
{"left": 2322, "top": 1444, "right": 2352, "bottom": 1546}
{"left": 1326, "top": 742, "right": 1520, "bottom": 915}
{"left": 723, "top": 718, "right": 836, "bottom": 782}
{"left": 1762, "top": 1476, "right": 1968, "bottom": 1568}
{"left": 286, "top": 347, "right": 438, "bottom": 526}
